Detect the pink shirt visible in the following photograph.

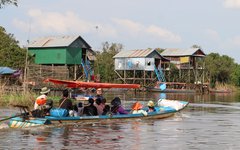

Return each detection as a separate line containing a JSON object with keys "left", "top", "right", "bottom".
{"left": 94, "top": 103, "right": 105, "bottom": 115}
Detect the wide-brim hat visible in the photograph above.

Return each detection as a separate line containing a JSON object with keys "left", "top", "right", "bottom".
{"left": 147, "top": 101, "right": 155, "bottom": 107}
{"left": 40, "top": 87, "right": 50, "bottom": 94}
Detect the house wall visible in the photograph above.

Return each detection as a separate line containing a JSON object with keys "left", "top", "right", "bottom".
{"left": 115, "top": 58, "right": 155, "bottom": 71}
{"left": 29, "top": 47, "right": 82, "bottom": 65}
{"left": 66, "top": 47, "right": 82, "bottom": 64}
{"left": 29, "top": 48, "right": 67, "bottom": 64}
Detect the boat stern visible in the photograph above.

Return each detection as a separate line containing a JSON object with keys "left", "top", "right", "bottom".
{"left": 8, "top": 117, "right": 51, "bottom": 128}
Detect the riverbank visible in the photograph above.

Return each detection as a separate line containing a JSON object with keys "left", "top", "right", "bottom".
{"left": 212, "top": 83, "right": 239, "bottom": 93}
{"left": 0, "top": 83, "right": 239, "bottom": 107}
{"left": 0, "top": 86, "right": 61, "bottom": 107}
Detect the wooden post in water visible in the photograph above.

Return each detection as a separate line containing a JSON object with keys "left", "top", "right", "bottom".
{"left": 144, "top": 70, "right": 146, "bottom": 86}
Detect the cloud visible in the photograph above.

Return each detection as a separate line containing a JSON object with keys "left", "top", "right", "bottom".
{"left": 204, "top": 29, "right": 220, "bottom": 41}
{"left": 13, "top": 9, "right": 181, "bottom": 44}
{"left": 146, "top": 25, "right": 181, "bottom": 43}
{"left": 228, "top": 36, "right": 240, "bottom": 46}
{"left": 217, "top": 36, "right": 240, "bottom": 59}
{"left": 223, "top": 0, "right": 240, "bottom": 8}
{"left": 13, "top": 9, "right": 117, "bottom": 37}
{"left": 112, "top": 18, "right": 144, "bottom": 34}
{"left": 113, "top": 18, "right": 181, "bottom": 43}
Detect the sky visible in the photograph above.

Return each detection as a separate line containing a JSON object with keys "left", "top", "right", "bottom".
{"left": 1, "top": 0, "right": 240, "bottom": 63}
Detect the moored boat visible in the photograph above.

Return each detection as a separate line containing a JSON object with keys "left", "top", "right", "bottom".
{"left": 44, "top": 78, "right": 141, "bottom": 89}
{"left": 147, "top": 87, "right": 195, "bottom": 93}
{"left": 8, "top": 100, "right": 189, "bottom": 128}
{"left": 209, "top": 89, "right": 231, "bottom": 93}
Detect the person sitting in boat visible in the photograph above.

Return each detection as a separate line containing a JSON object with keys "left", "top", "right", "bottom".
{"left": 131, "top": 102, "right": 147, "bottom": 116}
{"left": 94, "top": 97, "right": 105, "bottom": 115}
{"left": 83, "top": 98, "right": 98, "bottom": 116}
{"left": 95, "top": 88, "right": 104, "bottom": 101}
{"left": 77, "top": 102, "right": 84, "bottom": 116}
{"left": 147, "top": 101, "right": 156, "bottom": 113}
{"left": 32, "top": 87, "right": 52, "bottom": 117}
{"left": 34, "top": 87, "right": 51, "bottom": 110}
{"left": 102, "top": 105, "right": 111, "bottom": 115}
{"left": 59, "top": 89, "right": 73, "bottom": 116}
{"left": 111, "top": 97, "right": 128, "bottom": 115}
{"left": 70, "top": 104, "right": 79, "bottom": 117}
{"left": 44, "top": 99, "right": 53, "bottom": 116}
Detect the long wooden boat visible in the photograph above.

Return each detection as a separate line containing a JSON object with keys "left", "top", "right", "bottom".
{"left": 44, "top": 78, "right": 140, "bottom": 89}
{"left": 209, "top": 89, "right": 231, "bottom": 93}
{"left": 8, "top": 100, "right": 189, "bottom": 128}
{"left": 8, "top": 117, "right": 51, "bottom": 128}
{"left": 147, "top": 87, "right": 195, "bottom": 93}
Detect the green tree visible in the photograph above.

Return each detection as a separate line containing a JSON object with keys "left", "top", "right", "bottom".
{"left": 155, "top": 47, "right": 165, "bottom": 54}
{"left": 205, "top": 53, "right": 235, "bottom": 88}
{"left": 0, "top": 26, "right": 26, "bottom": 69}
{"left": 0, "top": 0, "right": 17, "bottom": 8}
{"left": 94, "top": 42, "right": 123, "bottom": 82}
{"left": 230, "top": 64, "right": 240, "bottom": 86}
{"left": 168, "top": 63, "right": 179, "bottom": 82}
{"left": 217, "top": 55, "right": 235, "bottom": 83}
{"left": 191, "top": 44, "right": 202, "bottom": 49}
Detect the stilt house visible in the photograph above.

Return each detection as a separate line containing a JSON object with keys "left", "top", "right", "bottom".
{"left": 27, "top": 35, "right": 95, "bottom": 86}
{"left": 161, "top": 48, "right": 206, "bottom": 84}
{"left": 113, "top": 49, "right": 169, "bottom": 87}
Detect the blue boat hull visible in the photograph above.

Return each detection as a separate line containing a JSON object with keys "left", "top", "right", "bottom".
{"left": 9, "top": 100, "right": 189, "bottom": 128}
{"left": 45, "top": 101, "right": 189, "bottom": 123}
{"left": 8, "top": 117, "right": 51, "bottom": 128}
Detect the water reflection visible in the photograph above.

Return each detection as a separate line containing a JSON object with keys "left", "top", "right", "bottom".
{"left": 1, "top": 91, "right": 240, "bottom": 149}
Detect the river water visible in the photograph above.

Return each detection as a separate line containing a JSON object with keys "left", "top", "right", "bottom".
{"left": 0, "top": 91, "right": 240, "bottom": 149}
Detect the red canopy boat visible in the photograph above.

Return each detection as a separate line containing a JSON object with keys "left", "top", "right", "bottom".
{"left": 44, "top": 78, "right": 141, "bottom": 89}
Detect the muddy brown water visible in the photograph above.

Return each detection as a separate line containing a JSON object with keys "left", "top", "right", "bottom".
{"left": 0, "top": 91, "right": 240, "bottom": 149}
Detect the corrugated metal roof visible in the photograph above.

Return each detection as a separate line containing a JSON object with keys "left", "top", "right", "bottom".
{"left": 161, "top": 48, "right": 205, "bottom": 56}
{"left": 28, "top": 35, "right": 80, "bottom": 48}
{"left": 113, "top": 49, "right": 155, "bottom": 58}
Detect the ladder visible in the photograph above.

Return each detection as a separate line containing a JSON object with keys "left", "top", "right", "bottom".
{"left": 154, "top": 66, "right": 166, "bottom": 82}
{"left": 85, "top": 59, "right": 93, "bottom": 76}
{"left": 81, "top": 59, "right": 89, "bottom": 80}
{"left": 81, "top": 59, "right": 93, "bottom": 80}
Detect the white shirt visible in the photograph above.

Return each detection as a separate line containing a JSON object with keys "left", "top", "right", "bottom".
{"left": 132, "top": 110, "right": 148, "bottom": 116}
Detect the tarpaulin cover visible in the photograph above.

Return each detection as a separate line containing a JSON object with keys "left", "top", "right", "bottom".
{"left": 0, "top": 67, "right": 16, "bottom": 75}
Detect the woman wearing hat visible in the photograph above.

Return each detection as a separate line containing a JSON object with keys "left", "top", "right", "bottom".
{"left": 147, "top": 101, "right": 156, "bottom": 113}
{"left": 34, "top": 87, "right": 51, "bottom": 110}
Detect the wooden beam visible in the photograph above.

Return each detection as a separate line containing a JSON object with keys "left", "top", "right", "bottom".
{"left": 114, "top": 70, "right": 126, "bottom": 83}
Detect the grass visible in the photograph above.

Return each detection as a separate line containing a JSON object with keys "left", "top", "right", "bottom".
{"left": 214, "top": 82, "right": 238, "bottom": 92}
{"left": 0, "top": 90, "right": 36, "bottom": 107}
{"left": 0, "top": 86, "right": 61, "bottom": 107}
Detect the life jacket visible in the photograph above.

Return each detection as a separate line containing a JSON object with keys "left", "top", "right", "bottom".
{"left": 36, "top": 95, "right": 47, "bottom": 105}
{"left": 131, "top": 102, "right": 143, "bottom": 110}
